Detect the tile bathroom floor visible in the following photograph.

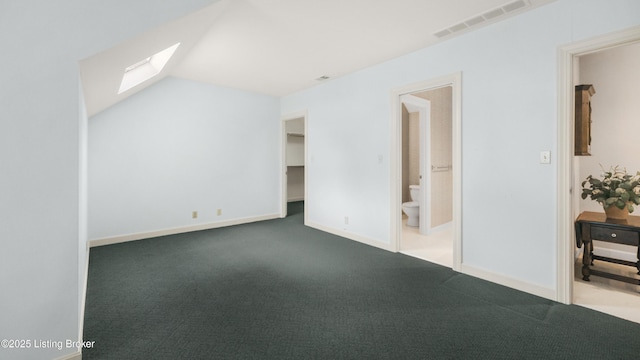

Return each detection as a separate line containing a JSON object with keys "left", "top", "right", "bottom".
{"left": 400, "top": 217, "right": 640, "bottom": 324}
{"left": 400, "top": 218, "right": 452, "bottom": 268}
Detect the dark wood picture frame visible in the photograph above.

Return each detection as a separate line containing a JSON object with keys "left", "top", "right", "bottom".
{"left": 575, "top": 84, "right": 595, "bottom": 156}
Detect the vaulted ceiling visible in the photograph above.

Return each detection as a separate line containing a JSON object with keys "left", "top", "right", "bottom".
{"left": 79, "top": 0, "right": 556, "bottom": 117}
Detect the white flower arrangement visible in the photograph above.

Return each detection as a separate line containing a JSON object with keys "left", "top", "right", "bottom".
{"left": 581, "top": 165, "right": 640, "bottom": 213}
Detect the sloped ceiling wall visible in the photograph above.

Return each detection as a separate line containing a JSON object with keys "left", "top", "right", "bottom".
{"left": 80, "top": 0, "right": 557, "bottom": 117}
{"left": 79, "top": 2, "right": 229, "bottom": 117}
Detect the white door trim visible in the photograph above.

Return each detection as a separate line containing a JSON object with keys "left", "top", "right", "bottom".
{"left": 390, "top": 72, "right": 462, "bottom": 272}
{"left": 556, "top": 26, "right": 640, "bottom": 304}
{"left": 281, "top": 111, "right": 308, "bottom": 222}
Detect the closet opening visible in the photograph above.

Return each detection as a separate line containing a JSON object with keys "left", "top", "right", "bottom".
{"left": 281, "top": 114, "right": 307, "bottom": 219}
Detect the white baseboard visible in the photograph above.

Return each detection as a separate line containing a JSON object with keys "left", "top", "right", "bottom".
{"left": 54, "top": 350, "right": 81, "bottom": 360}
{"left": 304, "top": 222, "right": 557, "bottom": 301}
{"left": 592, "top": 242, "right": 638, "bottom": 263}
{"left": 427, "top": 221, "right": 452, "bottom": 235}
{"left": 89, "top": 213, "right": 280, "bottom": 247}
{"left": 287, "top": 196, "right": 305, "bottom": 202}
{"left": 306, "top": 221, "right": 395, "bottom": 252}
{"left": 459, "top": 263, "right": 557, "bottom": 301}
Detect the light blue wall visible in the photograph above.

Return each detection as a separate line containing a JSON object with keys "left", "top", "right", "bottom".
{"left": 0, "top": 1, "right": 219, "bottom": 359}
{"left": 1, "top": 1, "right": 640, "bottom": 358}
{"left": 281, "top": 0, "right": 640, "bottom": 293}
{"left": 88, "top": 77, "right": 281, "bottom": 240}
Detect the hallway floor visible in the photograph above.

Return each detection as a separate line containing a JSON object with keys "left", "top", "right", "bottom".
{"left": 573, "top": 255, "right": 640, "bottom": 324}
{"left": 399, "top": 217, "right": 640, "bottom": 324}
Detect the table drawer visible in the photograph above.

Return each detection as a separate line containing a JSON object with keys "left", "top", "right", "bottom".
{"left": 590, "top": 226, "right": 639, "bottom": 246}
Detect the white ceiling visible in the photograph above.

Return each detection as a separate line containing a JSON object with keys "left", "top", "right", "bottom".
{"left": 79, "top": 0, "right": 556, "bottom": 117}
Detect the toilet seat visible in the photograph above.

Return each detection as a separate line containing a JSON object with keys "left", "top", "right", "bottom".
{"left": 403, "top": 201, "right": 419, "bottom": 208}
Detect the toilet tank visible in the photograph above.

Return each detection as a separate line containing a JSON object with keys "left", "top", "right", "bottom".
{"left": 409, "top": 185, "right": 420, "bottom": 202}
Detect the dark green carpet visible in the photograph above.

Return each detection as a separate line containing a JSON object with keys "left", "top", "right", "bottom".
{"left": 83, "top": 202, "right": 640, "bottom": 359}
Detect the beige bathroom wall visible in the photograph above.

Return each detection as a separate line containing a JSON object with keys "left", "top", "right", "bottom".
{"left": 402, "top": 106, "right": 421, "bottom": 204}
{"left": 401, "top": 105, "right": 411, "bottom": 203}
{"left": 415, "top": 86, "right": 453, "bottom": 228}
{"left": 408, "top": 111, "right": 421, "bottom": 191}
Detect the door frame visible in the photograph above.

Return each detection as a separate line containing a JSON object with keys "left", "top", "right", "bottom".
{"left": 556, "top": 26, "right": 640, "bottom": 304}
{"left": 390, "top": 72, "right": 462, "bottom": 272}
{"left": 281, "top": 111, "right": 308, "bottom": 220}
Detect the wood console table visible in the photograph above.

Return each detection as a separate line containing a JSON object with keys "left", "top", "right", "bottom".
{"left": 575, "top": 211, "right": 640, "bottom": 285}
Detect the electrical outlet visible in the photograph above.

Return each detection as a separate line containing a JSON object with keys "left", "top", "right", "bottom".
{"left": 344, "top": 216, "right": 349, "bottom": 225}
{"left": 217, "top": 209, "right": 222, "bottom": 216}
{"left": 192, "top": 211, "right": 198, "bottom": 219}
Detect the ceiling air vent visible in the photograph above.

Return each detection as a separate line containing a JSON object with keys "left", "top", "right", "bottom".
{"left": 433, "top": 0, "right": 530, "bottom": 39}
{"left": 482, "top": 8, "right": 505, "bottom": 20}
{"left": 464, "top": 16, "right": 486, "bottom": 27}
{"left": 449, "top": 23, "right": 468, "bottom": 33}
{"left": 503, "top": 0, "right": 527, "bottom": 12}
{"left": 433, "top": 29, "right": 452, "bottom": 38}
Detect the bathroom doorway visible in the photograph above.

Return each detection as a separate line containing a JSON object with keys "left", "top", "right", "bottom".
{"left": 391, "top": 73, "right": 462, "bottom": 271}
{"left": 281, "top": 113, "right": 307, "bottom": 220}
{"left": 401, "top": 94, "right": 431, "bottom": 235}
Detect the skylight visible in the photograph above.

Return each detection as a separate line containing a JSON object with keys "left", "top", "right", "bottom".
{"left": 125, "top": 57, "right": 151, "bottom": 72}
{"left": 118, "top": 43, "right": 180, "bottom": 94}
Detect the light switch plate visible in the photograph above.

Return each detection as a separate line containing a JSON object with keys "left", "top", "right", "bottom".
{"left": 540, "top": 151, "right": 551, "bottom": 164}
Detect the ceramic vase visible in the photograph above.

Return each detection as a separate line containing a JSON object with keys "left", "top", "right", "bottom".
{"left": 604, "top": 204, "right": 629, "bottom": 220}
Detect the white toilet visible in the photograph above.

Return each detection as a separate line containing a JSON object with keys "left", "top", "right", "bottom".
{"left": 402, "top": 185, "right": 420, "bottom": 227}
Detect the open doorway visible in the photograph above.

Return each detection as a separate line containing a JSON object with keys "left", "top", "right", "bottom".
{"left": 391, "top": 73, "right": 462, "bottom": 271}
{"left": 557, "top": 26, "right": 640, "bottom": 323}
{"left": 400, "top": 94, "right": 430, "bottom": 234}
{"left": 399, "top": 89, "right": 452, "bottom": 266}
{"left": 281, "top": 113, "right": 307, "bottom": 219}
